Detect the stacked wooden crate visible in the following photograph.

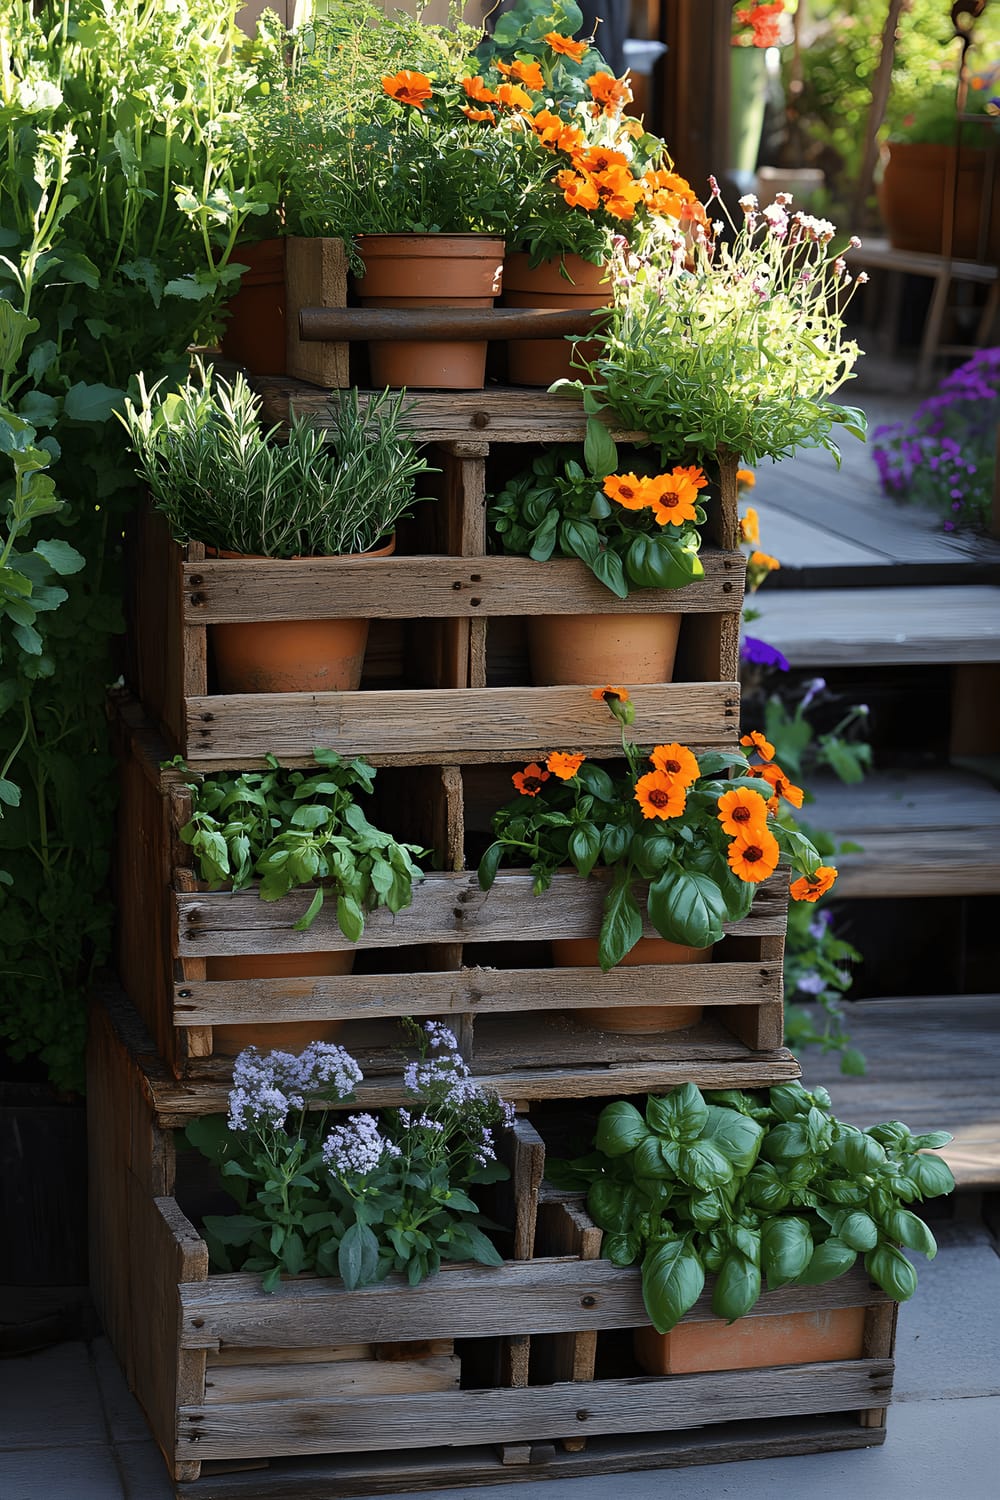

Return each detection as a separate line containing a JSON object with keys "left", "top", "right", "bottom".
{"left": 92, "top": 385, "right": 896, "bottom": 1493}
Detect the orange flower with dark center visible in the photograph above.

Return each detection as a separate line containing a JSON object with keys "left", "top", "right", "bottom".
{"left": 592, "top": 165, "right": 644, "bottom": 220}
{"left": 462, "top": 105, "right": 496, "bottom": 123}
{"left": 496, "top": 81, "right": 535, "bottom": 111}
{"left": 741, "top": 730, "right": 774, "bottom": 761}
{"left": 546, "top": 750, "right": 586, "bottom": 780}
{"left": 717, "top": 786, "right": 769, "bottom": 837}
{"left": 727, "top": 828, "right": 780, "bottom": 883}
{"left": 650, "top": 743, "right": 700, "bottom": 787}
{"left": 574, "top": 144, "right": 631, "bottom": 176}
{"left": 739, "top": 506, "right": 760, "bottom": 543}
{"left": 462, "top": 75, "right": 499, "bottom": 104}
{"left": 635, "top": 771, "right": 687, "bottom": 820}
{"left": 645, "top": 473, "right": 699, "bottom": 526}
{"left": 591, "top": 685, "right": 630, "bottom": 704}
{"left": 556, "top": 168, "right": 599, "bottom": 211}
{"left": 789, "top": 865, "right": 839, "bottom": 903}
{"left": 529, "top": 110, "right": 585, "bottom": 153}
{"left": 500, "top": 57, "right": 544, "bottom": 90}
{"left": 603, "top": 472, "right": 648, "bottom": 511}
{"left": 757, "top": 763, "right": 805, "bottom": 810}
{"left": 587, "top": 71, "right": 633, "bottom": 114}
{"left": 544, "top": 31, "right": 588, "bottom": 61}
{"left": 512, "top": 762, "right": 550, "bottom": 797}
{"left": 382, "top": 70, "right": 434, "bottom": 108}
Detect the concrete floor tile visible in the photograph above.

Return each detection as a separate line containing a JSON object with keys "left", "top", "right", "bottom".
{"left": 894, "top": 1229, "right": 1000, "bottom": 1401}
{"left": 90, "top": 1337, "right": 155, "bottom": 1446}
{"left": 0, "top": 1341, "right": 107, "bottom": 1448}
{"left": 116, "top": 1437, "right": 177, "bottom": 1500}
{"left": 0, "top": 1443, "right": 124, "bottom": 1500}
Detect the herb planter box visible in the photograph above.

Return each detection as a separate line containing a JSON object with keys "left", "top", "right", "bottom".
{"left": 124, "top": 395, "right": 744, "bottom": 770}
{"left": 112, "top": 699, "right": 793, "bottom": 1089}
{"left": 88, "top": 994, "right": 892, "bottom": 1493}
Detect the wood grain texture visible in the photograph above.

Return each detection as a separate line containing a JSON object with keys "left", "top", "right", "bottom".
{"left": 284, "top": 237, "right": 349, "bottom": 388}
{"left": 180, "top": 552, "right": 744, "bottom": 624}
{"left": 752, "top": 584, "right": 1000, "bottom": 666}
{"left": 203, "top": 1354, "right": 461, "bottom": 1405}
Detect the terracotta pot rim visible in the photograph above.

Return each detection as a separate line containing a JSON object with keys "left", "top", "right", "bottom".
{"left": 355, "top": 233, "right": 507, "bottom": 254}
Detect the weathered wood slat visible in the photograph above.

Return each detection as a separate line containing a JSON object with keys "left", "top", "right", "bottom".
{"left": 173, "top": 870, "right": 787, "bottom": 957}
{"left": 203, "top": 1354, "right": 461, "bottom": 1405}
{"left": 181, "top": 682, "right": 740, "bottom": 767}
{"left": 180, "top": 552, "right": 744, "bottom": 624}
{"left": 172, "top": 960, "right": 783, "bottom": 1026}
{"left": 299, "top": 307, "right": 608, "bottom": 341}
{"left": 753, "top": 585, "right": 1000, "bottom": 666}
{"left": 178, "top": 1262, "right": 885, "bottom": 1350}
{"left": 175, "top": 1360, "right": 893, "bottom": 1459}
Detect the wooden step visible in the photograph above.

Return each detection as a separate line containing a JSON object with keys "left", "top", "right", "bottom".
{"left": 805, "top": 767, "right": 1000, "bottom": 898}
{"left": 752, "top": 585, "right": 1000, "bottom": 667}
{"left": 801, "top": 994, "right": 1000, "bottom": 1190}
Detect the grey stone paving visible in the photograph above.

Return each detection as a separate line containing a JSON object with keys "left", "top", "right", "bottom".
{"left": 0, "top": 1224, "right": 997, "bottom": 1500}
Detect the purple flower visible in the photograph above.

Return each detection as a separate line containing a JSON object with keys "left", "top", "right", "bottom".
{"left": 741, "top": 635, "right": 790, "bottom": 670}
{"left": 322, "top": 1113, "right": 400, "bottom": 1176}
{"left": 796, "top": 972, "right": 826, "bottom": 995}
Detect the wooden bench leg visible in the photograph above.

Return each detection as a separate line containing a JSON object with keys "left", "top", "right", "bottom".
{"left": 916, "top": 268, "right": 951, "bottom": 391}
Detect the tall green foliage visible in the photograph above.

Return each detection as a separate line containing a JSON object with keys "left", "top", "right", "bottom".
{"left": 0, "top": 1, "right": 275, "bottom": 1089}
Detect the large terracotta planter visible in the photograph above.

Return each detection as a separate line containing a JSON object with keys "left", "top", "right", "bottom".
{"left": 219, "top": 238, "right": 286, "bottom": 375}
{"left": 634, "top": 1304, "right": 867, "bottom": 1374}
{"left": 527, "top": 611, "right": 681, "bottom": 686}
{"left": 552, "top": 936, "right": 711, "bottom": 1033}
{"left": 352, "top": 233, "right": 504, "bottom": 389}
{"left": 206, "top": 950, "right": 352, "bottom": 1056}
{"left": 878, "top": 142, "right": 1000, "bottom": 260}
{"left": 501, "top": 253, "right": 611, "bottom": 387}
{"left": 209, "top": 537, "right": 395, "bottom": 694}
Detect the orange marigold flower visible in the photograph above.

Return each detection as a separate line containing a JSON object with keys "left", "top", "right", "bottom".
{"left": 587, "top": 70, "right": 633, "bottom": 114}
{"left": 749, "top": 549, "right": 780, "bottom": 572}
{"left": 741, "top": 730, "right": 774, "bottom": 761}
{"left": 716, "top": 786, "right": 769, "bottom": 837}
{"left": 462, "top": 105, "right": 496, "bottom": 123}
{"left": 727, "top": 828, "right": 780, "bottom": 883}
{"left": 496, "top": 81, "right": 535, "bottom": 111}
{"left": 508, "top": 57, "right": 545, "bottom": 90}
{"left": 547, "top": 750, "right": 586, "bottom": 780}
{"left": 736, "top": 468, "right": 756, "bottom": 489}
{"left": 591, "top": 684, "right": 630, "bottom": 704}
{"left": 382, "top": 70, "right": 433, "bottom": 108}
{"left": 544, "top": 30, "right": 588, "bottom": 61}
{"left": 757, "top": 762, "right": 805, "bottom": 810}
{"left": 512, "top": 762, "right": 550, "bottom": 797}
{"left": 556, "top": 168, "right": 600, "bottom": 211}
{"left": 635, "top": 771, "right": 687, "bottom": 820}
{"left": 739, "top": 506, "right": 760, "bottom": 544}
{"left": 594, "top": 166, "right": 645, "bottom": 219}
{"left": 603, "top": 472, "right": 648, "bottom": 511}
{"left": 574, "top": 144, "right": 632, "bottom": 175}
{"left": 790, "top": 865, "right": 839, "bottom": 903}
{"left": 528, "top": 110, "right": 585, "bottom": 152}
{"left": 645, "top": 473, "right": 699, "bottom": 526}
{"left": 649, "top": 743, "right": 700, "bottom": 788}
{"left": 672, "top": 464, "right": 708, "bottom": 492}
{"left": 462, "top": 75, "right": 499, "bottom": 104}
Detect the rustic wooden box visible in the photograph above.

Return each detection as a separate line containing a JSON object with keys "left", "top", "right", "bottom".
{"left": 112, "top": 696, "right": 794, "bottom": 1088}
{"left": 89, "top": 992, "right": 893, "bottom": 1493}
{"left": 125, "top": 394, "right": 744, "bottom": 769}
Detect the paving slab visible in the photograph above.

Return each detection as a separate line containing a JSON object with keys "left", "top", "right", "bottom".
{"left": 0, "top": 1442, "right": 125, "bottom": 1500}
{"left": 0, "top": 1339, "right": 107, "bottom": 1448}
{"left": 894, "top": 1225, "right": 1000, "bottom": 1401}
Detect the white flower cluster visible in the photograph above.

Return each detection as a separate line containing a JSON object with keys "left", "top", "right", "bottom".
{"left": 322, "top": 1113, "right": 401, "bottom": 1176}
{"left": 227, "top": 1043, "right": 364, "bottom": 1132}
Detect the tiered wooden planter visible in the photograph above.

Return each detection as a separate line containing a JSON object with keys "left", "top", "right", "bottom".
{"left": 89, "top": 993, "right": 895, "bottom": 1489}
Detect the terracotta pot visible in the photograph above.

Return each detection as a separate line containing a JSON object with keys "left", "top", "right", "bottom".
{"left": 552, "top": 936, "right": 711, "bottom": 1033}
{"left": 634, "top": 1304, "right": 867, "bottom": 1375}
{"left": 527, "top": 611, "right": 681, "bottom": 686}
{"left": 206, "top": 949, "right": 352, "bottom": 1056}
{"left": 208, "top": 536, "right": 395, "bottom": 694}
{"left": 501, "top": 253, "right": 612, "bottom": 386}
{"left": 878, "top": 142, "right": 1000, "bottom": 260}
{"left": 219, "top": 238, "right": 286, "bottom": 375}
{"left": 352, "top": 233, "right": 505, "bottom": 389}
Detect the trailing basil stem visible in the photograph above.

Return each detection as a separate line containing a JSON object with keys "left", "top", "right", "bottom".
{"left": 174, "top": 748, "right": 427, "bottom": 937}
{"left": 550, "top": 1081, "right": 954, "bottom": 1333}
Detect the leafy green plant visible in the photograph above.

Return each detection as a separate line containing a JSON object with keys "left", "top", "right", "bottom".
{"left": 175, "top": 749, "right": 427, "bottom": 937}
{"left": 119, "top": 364, "right": 435, "bottom": 557}
{"left": 187, "top": 1020, "right": 514, "bottom": 1292}
{"left": 550, "top": 1080, "right": 954, "bottom": 1332}
{"left": 478, "top": 689, "right": 833, "bottom": 969}
{"left": 488, "top": 420, "right": 706, "bottom": 598}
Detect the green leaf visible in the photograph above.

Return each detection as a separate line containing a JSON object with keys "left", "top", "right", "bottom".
{"left": 336, "top": 892, "right": 364, "bottom": 943}
{"left": 795, "top": 1237, "right": 857, "bottom": 1286}
{"left": 883, "top": 1209, "right": 937, "bottom": 1260}
{"left": 583, "top": 415, "right": 618, "bottom": 477}
{"left": 0, "top": 778, "right": 22, "bottom": 808}
{"left": 906, "top": 1153, "right": 956, "bottom": 1199}
{"left": 338, "top": 1220, "right": 380, "bottom": 1289}
{"left": 837, "top": 1211, "right": 879, "bottom": 1252}
{"left": 33, "top": 538, "right": 85, "bottom": 576}
{"left": 477, "top": 841, "right": 503, "bottom": 890}
{"left": 595, "top": 1100, "right": 648, "bottom": 1157}
{"left": 598, "top": 878, "right": 642, "bottom": 969}
{"left": 710, "top": 1251, "right": 761, "bottom": 1323}
{"left": 865, "top": 1242, "right": 918, "bottom": 1301}
{"left": 761, "top": 1217, "right": 813, "bottom": 1289}
{"left": 203, "top": 1214, "right": 264, "bottom": 1247}
{"left": 568, "top": 822, "right": 601, "bottom": 878}
{"left": 63, "top": 381, "right": 123, "bottom": 423}
{"left": 292, "top": 885, "right": 324, "bottom": 931}
{"left": 646, "top": 1083, "right": 708, "bottom": 1143}
{"left": 701, "top": 1105, "right": 764, "bottom": 1173}
{"left": 641, "top": 1236, "right": 705, "bottom": 1333}
{"left": 450, "top": 1223, "right": 503, "bottom": 1266}
{"left": 647, "top": 868, "right": 726, "bottom": 949}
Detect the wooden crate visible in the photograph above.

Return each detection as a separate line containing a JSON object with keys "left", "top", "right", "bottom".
{"left": 88, "top": 991, "right": 892, "bottom": 1492}
{"left": 112, "top": 697, "right": 794, "bottom": 1088}
{"left": 124, "top": 395, "right": 744, "bottom": 769}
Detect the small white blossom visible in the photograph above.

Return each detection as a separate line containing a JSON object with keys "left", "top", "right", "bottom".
{"left": 322, "top": 1113, "right": 400, "bottom": 1175}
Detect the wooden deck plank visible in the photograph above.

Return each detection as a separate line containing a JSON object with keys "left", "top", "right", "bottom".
{"left": 751, "top": 585, "right": 1000, "bottom": 666}
{"left": 802, "top": 995, "right": 1000, "bottom": 1189}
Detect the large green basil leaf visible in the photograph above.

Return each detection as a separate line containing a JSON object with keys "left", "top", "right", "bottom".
{"left": 633, "top": 1135, "right": 678, "bottom": 1179}
{"left": 568, "top": 821, "right": 601, "bottom": 878}
{"left": 647, "top": 868, "right": 727, "bottom": 949}
{"left": 865, "top": 1242, "right": 918, "bottom": 1301}
{"left": 905, "top": 1153, "right": 956, "bottom": 1199}
{"left": 795, "top": 1236, "right": 857, "bottom": 1286}
{"left": 677, "top": 1139, "right": 734, "bottom": 1191}
{"left": 594, "top": 1099, "right": 648, "bottom": 1157}
{"left": 641, "top": 1236, "right": 705, "bottom": 1333}
{"left": 702, "top": 1105, "right": 765, "bottom": 1174}
{"left": 837, "top": 1210, "right": 879, "bottom": 1252}
{"left": 828, "top": 1128, "right": 887, "bottom": 1174}
{"left": 761, "top": 1217, "right": 813, "bottom": 1289}
{"left": 646, "top": 1083, "right": 708, "bottom": 1144}
{"left": 587, "top": 1175, "right": 631, "bottom": 1231}
{"left": 604, "top": 1230, "right": 642, "bottom": 1265}
{"left": 598, "top": 878, "right": 643, "bottom": 969}
{"left": 883, "top": 1209, "right": 938, "bottom": 1260}
{"left": 760, "top": 1120, "right": 810, "bottom": 1162}
{"left": 583, "top": 414, "right": 619, "bottom": 477}
{"left": 711, "top": 1251, "right": 761, "bottom": 1323}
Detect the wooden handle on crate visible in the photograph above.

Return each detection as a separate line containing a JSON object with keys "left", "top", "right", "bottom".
{"left": 298, "top": 306, "right": 608, "bottom": 342}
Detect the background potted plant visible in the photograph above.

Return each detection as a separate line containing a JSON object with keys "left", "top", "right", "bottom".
{"left": 549, "top": 1078, "right": 954, "bottom": 1368}
{"left": 119, "top": 362, "right": 435, "bottom": 693}
{"left": 730, "top": 3, "right": 788, "bottom": 177}
{"left": 488, "top": 418, "right": 708, "bottom": 683}
{"left": 186, "top": 1021, "right": 514, "bottom": 1292}
{"left": 175, "top": 748, "right": 427, "bottom": 1053}
{"left": 477, "top": 688, "right": 834, "bottom": 1023}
